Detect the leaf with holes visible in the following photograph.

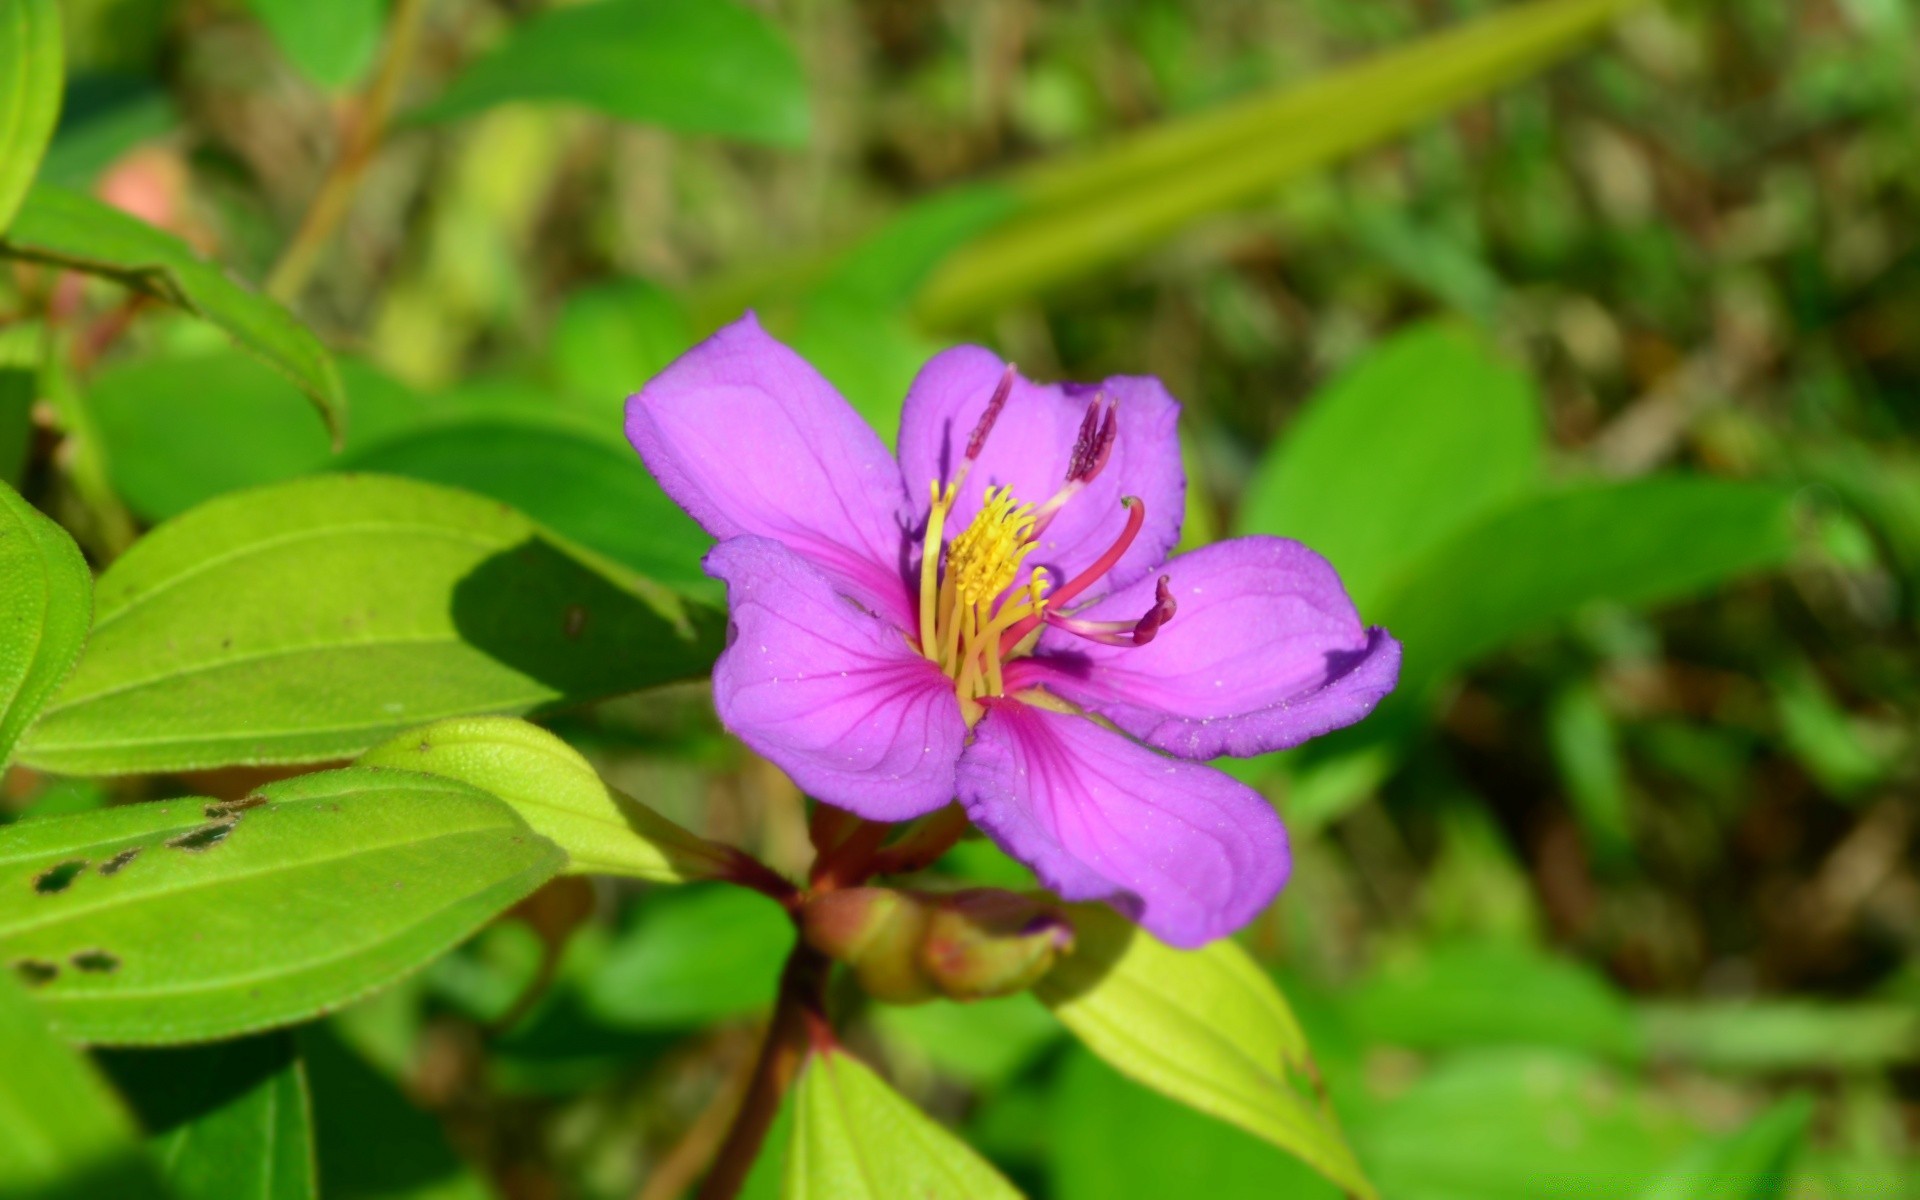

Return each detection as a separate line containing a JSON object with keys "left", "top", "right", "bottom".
{"left": 0, "top": 766, "right": 563, "bottom": 1044}
{"left": 17, "top": 473, "right": 724, "bottom": 776}
{"left": 0, "top": 186, "right": 344, "bottom": 440}
{"left": 0, "top": 481, "right": 92, "bottom": 770}
{"left": 100, "top": 1033, "right": 316, "bottom": 1200}
{"left": 1035, "top": 904, "right": 1375, "bottom": 1198}
{"left": 0, "top": 0, "right": 63, "bottom": 234}
{"left": 786, "top": 1046, "right": 1021, "bottom": 1200}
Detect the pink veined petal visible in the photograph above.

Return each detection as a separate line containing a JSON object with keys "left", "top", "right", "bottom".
{"left": 894, "top": 346, "right": 1185, "bottom": 593}
{"left": 1007, "top": 535, "right": 1401, "bottom": 760}
{"left": 957, "top": 699, "right": 1290, "bottom": 948}
{"left": 707, "top": 536, "right": 968, "bottom": 822}
{"left": 628, "top": 313, "right": 917, "bottom": 629}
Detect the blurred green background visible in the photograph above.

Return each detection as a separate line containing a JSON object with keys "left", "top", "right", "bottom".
{"left": 4, "top": 0, "right": 1919, "bottom": 1196}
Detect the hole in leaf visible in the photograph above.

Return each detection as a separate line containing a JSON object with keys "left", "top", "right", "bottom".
{"left": 71, "top": 949, "right": 121, "bottom": 974}
{"left": 34, "top": 861, "right": 86, "bottom": 894}
{"left": 100, "top": 848, "right": 142, "bottom": 876}
{"left": 167, "top": 822, "right": 236, "bottom": 852}
{"left": 204, "top": 795, "right": 267, "bottom": 820}
{"left": 13, "top": 959, "right": 57, "bottom": 986}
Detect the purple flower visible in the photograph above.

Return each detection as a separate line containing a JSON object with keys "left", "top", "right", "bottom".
{"left": 627, "top": 314, "right": 1400, "bottom": 948}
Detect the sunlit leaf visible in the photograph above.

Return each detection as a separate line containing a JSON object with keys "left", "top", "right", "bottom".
{"left": 786, "top": 1046, "right": 1021, "bottom": 1200}
{"left": 0, "top": 766, "right": 563, "bottom": 1044}
{"left": 0, "top": 0, "right": 63, "bottom": 233}
{"left": 1035, "top": 904, "right": 1374, "bottom": 1198}
{"left": 0, "top": 481, "right": 92, "bottom": 769}
{"left": 18, "top": 474, "right": 723, "bottom": 775}
{"left": 245, "top": 0, "right": 383, "bottom": 91}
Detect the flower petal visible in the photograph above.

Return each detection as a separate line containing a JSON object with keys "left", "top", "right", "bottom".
{"left": 628, "top": 313, "right": 915, "bottom": 628}
{"left": 895, "top": 346, "right": 1184, "bottom": 592}
{"left": 707, "top": 536, "right": 967, "bottom": 821}
{"left": 957, "top": 699, "right": 1289, "bottom": 948}
{"left": 1010, "top": 536, "right": 1401, "bottom": 759}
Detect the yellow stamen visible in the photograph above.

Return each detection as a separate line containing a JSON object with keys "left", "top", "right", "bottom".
{"left": 916, "top": 484, "right": 1052, "bottom": 724}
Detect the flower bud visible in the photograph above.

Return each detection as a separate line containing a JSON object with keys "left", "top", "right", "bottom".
{"left": 799, "top": 887, "right": 1073, "bottom": 1005}
{"left": 799, "top": 887, "right": 935, "bottom": 1004}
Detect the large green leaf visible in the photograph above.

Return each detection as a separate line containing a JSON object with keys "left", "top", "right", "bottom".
{"left": 245, "top": 0, "right": 383, "bottom": 90}
{"left": 359, "top": 716, "right": 737, "bottom": 883}
{"left": 0, "top": 766, "right": 563, "bottom": 1043}
{"left": 299, "top": 1025, "right": 493, "bottom": 1200}
{"left": 915, "top": 0, "right": 1645, "bottom": 324}
{"left": 1034, "top": 905, "right": 1373, "bottom": 1198}
{"left": 0, "top": 973, "right": 165, "bottom": 1199}
{"left": 0, "top": 186, "right": 344, "bottom": 440}
{"left": 101, "top": 1034, "right": 317, "bottom": 1200}
{"left": 0, "top": 0, "right": 62, "bottom": 233}
{"left": 1640, "top": 1095, "right": 1812, "bottom": 1200}
{"left": 546, "top": 277, "right": 693, "bottom": 410}
{"left": 1238, "top": 323, "right": 1541, "bottom": 611}
{"left": 412, "top": 0, "right": 808, "bottom": 147}
{"left": 785, "top": 1046, "right": 1021, "bottom": 1200}
{"left": 584, "top": 884, "right": 790, "bottom": 1027}
{"left": 0, "top": 481, "right": 92, "bottom": 769}
{"left": 18, "top": 474, "right": 723, "bottom": 775}
{"left": 1377, "top": 478, "right": 1800, "bottom": 699}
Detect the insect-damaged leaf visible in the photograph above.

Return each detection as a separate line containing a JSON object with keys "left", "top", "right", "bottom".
{"left": 0, "top": 766, "right": 563, "bottom": 1044}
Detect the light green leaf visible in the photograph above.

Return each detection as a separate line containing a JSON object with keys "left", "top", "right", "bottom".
{"left": 916, "top": 0, "right": 1645, "bottom": 324}
{"left": 585, "top": 884, "right": 790, "bottom": 1027}
{"left": 246, "top": 0, "right": 384, "bottom": 90}
{"left": 1239, "top": 323, "right": 1541, "bottom": 611}
{"left": 0, "top": 481, "right": 92, "bottom": 769}
{"left": 0, "top": 765, "right": 563, "bottom": 1044}
{"left": 0, "top": 186, "right": 345, "bottom": 441}
{"left": 18, "top": 473, "right": 723, "bottom": 776}
{"left": 413, "top": 0, "right": 809, "bottom": 147}
{"left": 0, "top": 972, "right": 165, "bottom": 1199}
{"left": 1034, "top": 904, "right": 1374, "bottom": 1198}
{"left": 1637, "top": 1001, "right": 1920, "bottom": 1073}
{"left": 0, "top": 0, "right": 62, "bottom": 234}
{"left": 1640, "top": 1095, "right": 1813, "bottom": 1200}
{"left": 785, "top": 1046, "right": 1021, "bottom": 1200}
{"left": 101, "top": 1034, "right": 317, "bottom": 1200}
{"left": 359, "top": 716, "right": 738, "bottom": 883}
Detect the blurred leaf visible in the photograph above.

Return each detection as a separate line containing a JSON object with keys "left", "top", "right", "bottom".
{"left": 1347, "top": 940, "right": 1642, "bottom": 1061}
{"left": 1640, "top": 1095, "right": 1813, "bottom": 1200}
{"left": 358, "top": 716, "right": 736, "bottom": 883}
{"left": 39, "top": 77, "right": 177, "bottom": 189}
{"left": 0, "top": 0, "right": 62, "bottom": 233}
{"left": 1378, "top": 478, "right": 1800, "bottom": 701}
{"left": 245, "top": 0, "right": 383, "bottom": 90}
{"left": 916, "top": 0, "right": 1645, "bottom": 324}
{"left": 341, "top": 410, "right": 715, "bottom": 599}
{"left": 785, "top": 300, "right": 938, "bottom": 447}
{"left": 547, "top": 277, "right": 693, "bottom": 410}
{"left": 1770, "top": 658, "right": 1893, "bottom": 799}
{"left": 1637, "top": 1002, "right": 1920, "bottom": 1072}
{"left": 0, "top": 360, "right": 33, "bottom": 487}
{"left": 0, "top": 972, "right": 165, "bottom": 1200}
{"left": 18, "top": 474, "right": 723, "bottom": 775}
{"left": 785, "top": 1046, "right": 1021, "bottom": 1200}
{"left": 1035, "top": 904, "right": 1374, "bottom": 1198}
{"left": 1547, "top": 681, "right": 1635, "bottom": 866}
{"left": 0, "top": 481, "right": 92, "bottom": 769}
{"left": 0, "top": 186, "right": 345, "bottom": 441}
{"left": 1240, "top": 322, "right": 1542, "bottom": 611}
{"left": 299, "top": 1024, "right": 494, "bottom": 1200}
{"left": 0, "top": 766, "right": 562, "bottom": 1044}
{"left": 100, "top": 1033, "right": 316, "bottom": 1200}
{"left": 584, "top": 884, "right": 789, "bottom": 1027}
{"left": 413, "top": 0, "right": 809, "bottom": 147}
{"left": 38, "top": 331, "right": 136, "bottom": 556}
{"left": 1050, "top": 1047, "right": 1338, "bottom": 1200}
{"left": 91, "top": 351, "right": 434, "bottom": 521}
{"left": 870, "top": 994, "right": 1061, "bottom": 1088}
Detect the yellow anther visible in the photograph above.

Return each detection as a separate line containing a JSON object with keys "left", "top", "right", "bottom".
{"left": 915, "top": 482, "right": 1047, "bottom": 723}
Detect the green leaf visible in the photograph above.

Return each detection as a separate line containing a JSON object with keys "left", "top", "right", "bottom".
{"left": 0, "top": 481, "right": 92, "bottom": 769}
{"left": 0, "top": 972, "right": 165, "bottom": 1200}
{"left": 245, "top": 0, "right": 384, "bottom": 90}
{"left": 870, "top": 994, "right": 1061, "bottom": 1088}
{"left": 413, "top": 0, "right": 809, "bottom": 147}
{"left": 1238, "top": 323, "right": 1541, "bottom": 611}
{"left": 18, "top": 473, "right": 723, "bottom": 775}
{"left": 916, "top": 0, "right": 1646, "bottom": 324}
{"left": 785, "top": 1046, "right": 1021, "bottom": 1200}
{"left": 341, "top": 411, "right": 716, "bottom": 600}
{"left": 0, "top": 0, "right": 62, "bottom": 234}
{"left": 0, "top": 765, "right": 563, "bottom": 1044}
{"left": 100, "top": 1034, "right": 317, "bottom": 1200}
{"left": 1378, "top": 478, "right": 1800, "bottom": 701}
{"left": 1636, "top": 1001, "right": 1920, "bottom": 1073}
{"left": 1547, "top": 681, "right": 1635, "bottom": 865}
{"left": 0, "top": 186, "right": 345, "bottom": 441}
{"left": 547, "top": 277, "right": 693, "bottom": 410}
{"left": 1640, "top": 1095, "right": 1813, "bottom": 1200}
{"left": 1034, "top": 904, "right": 1374, "bottom": 1198}
{"left": 584, "top": 884, "right": 790, "bottom": 1027}
{"left": 359, "top": 716, "right": 738, "bottom": 883}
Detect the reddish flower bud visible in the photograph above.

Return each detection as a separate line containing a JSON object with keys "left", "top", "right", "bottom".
{"left": 918, "top": 889, "right": 1075, "bottom": 1001}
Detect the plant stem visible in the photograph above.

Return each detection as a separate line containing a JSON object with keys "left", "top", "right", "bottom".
{"left": 695, "top": 942, "right": 831, "bottom": 1200}
{"left": 867, "top": 803, "right": 970, "bottom": 876}
{"left": 264, "top": 0, "right": 430, "bottom": 304}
